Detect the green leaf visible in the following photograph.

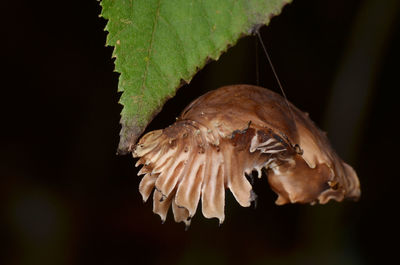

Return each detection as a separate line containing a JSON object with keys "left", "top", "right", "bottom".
{"left": 100, "top": 0, "right": 292, "bottom": 154}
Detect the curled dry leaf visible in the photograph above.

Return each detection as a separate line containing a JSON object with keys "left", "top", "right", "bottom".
{"left": 133, "top": 85, "right": 361, "bottom": 227}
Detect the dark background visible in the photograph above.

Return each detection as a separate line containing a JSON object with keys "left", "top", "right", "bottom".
{"left": 1, "top": 0, "right": 400, "bottom": 264}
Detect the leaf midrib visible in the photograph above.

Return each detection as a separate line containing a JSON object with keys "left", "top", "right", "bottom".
{"left": 141, "top": 0, "right": 162, "bottom": 98}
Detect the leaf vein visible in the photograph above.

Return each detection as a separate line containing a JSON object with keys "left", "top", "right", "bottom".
{"left": 141, "top": 0, "right": 162, "bottom": 95}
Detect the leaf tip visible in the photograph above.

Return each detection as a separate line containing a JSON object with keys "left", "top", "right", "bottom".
{"left": 117, "top": 121, "right": 143, "bottom": 155}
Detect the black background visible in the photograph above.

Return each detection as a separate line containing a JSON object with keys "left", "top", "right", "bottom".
{"left": 1, "top": 1, "right": 400, "bottom": 265}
